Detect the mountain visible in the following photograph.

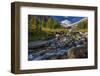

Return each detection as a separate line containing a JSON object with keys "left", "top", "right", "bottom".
{"left": 60, "top": 19, "right": 71, "bottom": 27}
{"left": 52, "top": 16, "right": 84, "bottom": 24}
{"left": 28, "top": 15, "right": 87, "bottom": 29}
{"left": 70, "top": 17, "right": 88, "bottom": 26}
{"left": 60, "top": 17, "right": 87, "bottom": 28}
{"left": 63, "top": 16, "right": 84, "bottom": 24}
{"left": 29, "top": 15, "right": 85, "bottom": 24}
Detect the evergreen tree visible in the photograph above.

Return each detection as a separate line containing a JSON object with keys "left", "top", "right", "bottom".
{"left": 28, "top": 16, "right": 37, "bottom": 31}
{"left": 46, "top": 18, "right": 54, "bottom": 28}
{"left": 41, "top": 17, "right": 45, "bottom": 28}
{"left": 38, "top": 18, "right": 42, "bottom": 31}
{"left": 77, "top": 20, "right": 88, "bottom": 29}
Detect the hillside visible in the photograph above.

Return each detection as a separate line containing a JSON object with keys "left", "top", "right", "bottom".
{"left": 28, "top": 15, "right": 88, "bottom": 42}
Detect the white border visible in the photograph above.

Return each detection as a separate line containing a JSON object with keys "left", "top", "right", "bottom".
{"left": 20, "top": 6, "right": 95, "bottom": 70}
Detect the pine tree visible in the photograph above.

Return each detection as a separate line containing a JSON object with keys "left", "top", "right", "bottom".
{"left": 41, "top": 17, "right": 45, "bottom": 28}
{"left": 37, "top": 18, "right": 40, "bottom": 31}
{"left": 32, "top": 17, "right": 37, "bottom": 30}
{"left": 46, "top": 18, "right": 54, "bottom": 29}
{"left": 53, "top": 21, "right": 61, "bottom": 29}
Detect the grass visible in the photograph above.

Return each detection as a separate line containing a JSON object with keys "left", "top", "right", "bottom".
{"left": 42, "top": 27, "right": 69, "bottom": 33}
{"left": 28, "top": 30, "right": 49, "bottom": 42}
{"left": 79, "top": 28, "right": 87, "bottom": 33}
{"left": 28, "top": 27, "right": 87, "bottom": 42}
{"left": 28, "top": 27, "right": 69, "bottom": 42}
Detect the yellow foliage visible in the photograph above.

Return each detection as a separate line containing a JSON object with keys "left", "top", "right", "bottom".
{"left": 42, "top": 27, "right": 68, "bottom": 33}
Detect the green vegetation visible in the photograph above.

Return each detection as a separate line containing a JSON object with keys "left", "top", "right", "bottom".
{"left": 28, "top": 15, "right": 88, "bottom": 42}
{"left": 28, "top": 15, "right": 65, "bottom": 42}
{"left": 76, "top": 19, "right": 88, "bottom": 32}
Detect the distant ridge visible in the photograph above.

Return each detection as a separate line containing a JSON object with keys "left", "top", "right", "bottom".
{"left": 70, "top": 17, "right": 88, "bottom": 26}
{"left": 60, "top": 17, "right": 87, "bottom": 28}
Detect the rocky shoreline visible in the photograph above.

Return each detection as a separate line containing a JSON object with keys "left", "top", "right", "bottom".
{"left": 28, "top": 31, "right": 88, "bottom": 60}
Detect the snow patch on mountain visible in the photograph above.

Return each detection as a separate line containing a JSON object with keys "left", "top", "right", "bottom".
{"left": 61, "top": 19, "right": 71, "bottom": 27}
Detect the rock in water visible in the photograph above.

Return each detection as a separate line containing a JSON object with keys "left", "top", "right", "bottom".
{"left": 67, "top": 44, "right": 87, "bottom": 58}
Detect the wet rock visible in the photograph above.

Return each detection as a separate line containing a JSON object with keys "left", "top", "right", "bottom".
{"left": 67, "top": 44, "right": 87, "bottom": 58}
{"left": 28, "top": 31, "right": 88, "bottom": 60}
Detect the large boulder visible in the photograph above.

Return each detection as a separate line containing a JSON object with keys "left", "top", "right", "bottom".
{"left": 67, "top": 44, "right": 87, "bottom": 58}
